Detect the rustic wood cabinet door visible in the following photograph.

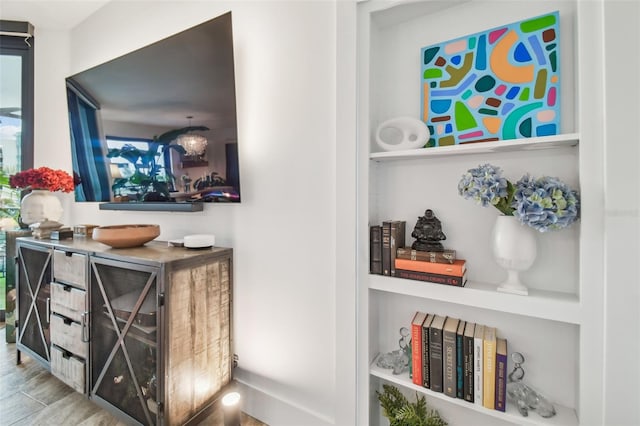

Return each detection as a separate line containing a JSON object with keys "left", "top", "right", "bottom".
{"left": 90, "top": 257, "right": 159, "bottom": 425}
{"left": 16, "top": 243, "right": 52, "bottom": 366}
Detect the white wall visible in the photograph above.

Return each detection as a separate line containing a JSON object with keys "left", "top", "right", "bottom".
{"left": 29, "top": 1, "right": 353, "bottom": 425}
{"left": 603, "top": 1, "right": 640, "bottom": 425}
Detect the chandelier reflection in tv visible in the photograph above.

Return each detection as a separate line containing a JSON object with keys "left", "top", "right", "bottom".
{"left": 176, "top": 116, "right": 208, "bottom": 160}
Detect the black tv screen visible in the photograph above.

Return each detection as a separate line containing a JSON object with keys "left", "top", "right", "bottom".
{"left": 66, "top": 11, "right": 240, "bottom": 203}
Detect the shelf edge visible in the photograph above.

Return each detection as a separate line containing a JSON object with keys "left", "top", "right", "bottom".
{"left": 369, "top": 275, "right": 581, "bottom": 324}
{"left": 370, "top": 133, "right": 580, "bottom": 161}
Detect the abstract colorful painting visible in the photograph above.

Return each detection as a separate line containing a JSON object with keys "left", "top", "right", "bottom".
{"left": 421, "top": 11, "right": 560, "bottom": 147}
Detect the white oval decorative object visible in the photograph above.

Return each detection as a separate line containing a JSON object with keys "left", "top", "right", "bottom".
{"left": 375, "top": 117, "right": 430, "bottom": 151}
{"left": 491, "top": 215, "right": 537, "bottom": 296}
{"left": 20, "top": 190, "right": 64, "bottom": 225}
{"left": 184, "top": 234, "right": 216, "bottom": 248}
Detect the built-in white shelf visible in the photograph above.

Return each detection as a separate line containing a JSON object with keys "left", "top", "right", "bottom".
{"left": 370, "top": 354, "right": 578, "bottom": 426}
{"left": 369, "top": 274, "right": 581, "bottom": 325}
{"left": 370, "top": 133, "right": 579, "bottom": 161}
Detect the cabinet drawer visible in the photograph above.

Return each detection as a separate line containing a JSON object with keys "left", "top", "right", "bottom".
{"left": 53, "top": 250, "right": 87, "bottom": 289}
{"left": 51, "top": 345, "right": 85, "bottom": 394}
{"left": 50, "top": 314, "right": 87, "bottom": 358}
{"left": 50, "top": 282, "right": 86, "bottom": 323}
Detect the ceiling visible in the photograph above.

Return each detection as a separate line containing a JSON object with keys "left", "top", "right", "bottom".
{"left": 0, "top": 0, "right": 110, "bottom": 30}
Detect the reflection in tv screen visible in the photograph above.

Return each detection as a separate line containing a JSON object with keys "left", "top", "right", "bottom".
{"left": 66, "top": 11, "right": 241, "bottom": 204}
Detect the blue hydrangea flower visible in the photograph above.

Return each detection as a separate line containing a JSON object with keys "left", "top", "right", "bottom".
{"left": 458, "top": 164, "right": 513, "bottom": 215}
{"left": 513, "top": 175, "right": 580, "bottom": 232}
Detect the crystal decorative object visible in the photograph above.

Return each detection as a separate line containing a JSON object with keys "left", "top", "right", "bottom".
{"left": 176, "top": 134, "right": 208, "bottom": 156}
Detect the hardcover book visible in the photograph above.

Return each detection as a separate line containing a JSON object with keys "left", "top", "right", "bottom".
{"left": 395, "top": 269, "right": 467, "bottom": 287}
{"left": 395, "top": 258, "right": 466, "bottom": 276}
{"left": 389, "top": 221, "right": 406, "bottom": 277}
{"left": 422, "top": 313, "right": 435, "bottom": 388}
{"left": 369, "top": 225, "right": 382, "bottom": 275}
{"left": 381, "top": 221, "right": 392, "bottom": 276}
{"left": 495, "top": 337, "right": 508, "bottom": 412}
{"left": 463, "top": 322, "right": 476, "bottom": 402}
{"left": 483, "top": 326, "right": 497, "bottom": 409}
{"left": 456, "top": 319, "right": 466, "bottom": 399}
{"left": 473, "top": 324, "right": 485, "bottom": 406}
{"left": 429, "top": 315, "right": 446, "bottom": 393}
{"left": 396, "top": 247, "right": 456, "bottom": 264}
{"left": 443, "top": 317, "right": 460, "bottom": 398}
{"left": 411, "top": 311, "right": 428, "bottom": 386}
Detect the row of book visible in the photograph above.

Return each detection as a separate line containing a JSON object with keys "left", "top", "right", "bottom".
{"left": 410, "top": 311, "right": 508, "bottom": 412}
{"left": 370, "top": 221, "right": 466, "bottom": 287}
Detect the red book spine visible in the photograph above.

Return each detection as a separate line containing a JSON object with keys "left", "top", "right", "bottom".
{"left": 411, "top": 312, "right": 427, "bottom": 386}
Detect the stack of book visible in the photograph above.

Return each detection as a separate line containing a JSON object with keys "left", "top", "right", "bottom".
{"left": 395, "top": 248, "right": 467, "bottom": 287}
{"left": 370, "top": 222, "right": 466, "bottom": 288}
{"left": 410, "top": 311, "right": 508, "bottom": 412}
{"left": 370, "top": 221, "right": 406, "bottom": 276}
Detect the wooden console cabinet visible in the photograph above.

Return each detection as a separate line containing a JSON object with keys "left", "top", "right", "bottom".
{"left": 16, "top": 237, "right": 233, "bottom": 425}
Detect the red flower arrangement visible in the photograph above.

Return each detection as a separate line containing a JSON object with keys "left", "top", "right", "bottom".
{"left": 9, "top": 167, "right": 75, "bottom": 193}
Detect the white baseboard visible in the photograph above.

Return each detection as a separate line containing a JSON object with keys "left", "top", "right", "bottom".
{"left": 235, "top": 378, "right": 334, "bottom": 426}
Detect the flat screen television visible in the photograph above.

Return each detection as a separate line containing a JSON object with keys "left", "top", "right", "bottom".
{"left": 66, "top": 11, "right": 240, "bottom": 205}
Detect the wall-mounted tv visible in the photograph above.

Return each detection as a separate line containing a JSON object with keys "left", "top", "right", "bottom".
{"left": 66, "top": 11, "right": 240, "bottom": 205}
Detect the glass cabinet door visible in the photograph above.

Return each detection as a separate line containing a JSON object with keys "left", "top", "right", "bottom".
{"left": 90, "top": 257, "right": 159, "bottom": 425}
{"left": 16, "top": 243, "right": 51, "bottom": 364}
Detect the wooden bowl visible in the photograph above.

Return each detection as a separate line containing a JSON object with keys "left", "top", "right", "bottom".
{"left": 92, "top": 224, "right": 160, "bottom": 248}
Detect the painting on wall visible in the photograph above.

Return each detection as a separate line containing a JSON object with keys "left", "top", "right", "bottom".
{"left": 421, "top": 11, "right": 560, "bottom": 147}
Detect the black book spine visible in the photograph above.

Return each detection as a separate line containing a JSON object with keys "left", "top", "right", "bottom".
{"left": 369, "top": 225, "right": 382, "bottom": 275}
{"left": 421, "top": 322, "right": 430, "bottom": 388}
{"left": 389, "top": 221, "right": 406, "bottom": 277}
{"left": 381, "top": 221, "right": 391, "bottom": 276}
{"left": 429, "top": 325, "right": 444, "bottom": 392}
{"left": 395, "top": 269, "right": 467, "bottom": 287}
{"left": 463, "top": 330, "right": 475, "bottom": 402}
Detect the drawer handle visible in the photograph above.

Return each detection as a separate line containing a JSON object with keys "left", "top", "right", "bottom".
{"left": 46, "top": 298, "right": 51, "bottom": 324}
{"left": 81, "top": 312, "right": 89, "bottom": 342}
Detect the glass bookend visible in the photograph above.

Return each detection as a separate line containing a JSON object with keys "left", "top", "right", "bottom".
{"left": 376, "top": 327, "right": 410, "bottom": 375}
{"left": 506, "top": 352, "right": 556, "bottom": 418}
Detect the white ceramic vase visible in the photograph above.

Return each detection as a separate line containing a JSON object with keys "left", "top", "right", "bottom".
{"left": 20, "top": 190, "right": 63, "bottom": 225}
{"left": 491, "top": 215, "right": 537, "bottom": 296}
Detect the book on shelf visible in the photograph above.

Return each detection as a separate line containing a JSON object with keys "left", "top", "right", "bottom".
{"left": 495, "top": 337, "right": 508, "bottom": 412}
{"left": 483, "top": 326, "right": 497, "bottom": 409}
{"left": 422, "top": 313, "right": 434, "bottom": 388}
{"left": 428, "top": 315, "right": 446, "bottom": 393}
{"left": 463, "top": 322, "right": 475, "bottom": 402}
{"left": 396, "top": 247, "right": 456, "bottom": 264}
{"left": 443, "top": 316, "right": 459, "bottom": 398}
{"left": 381, "top": 222, "right": 391, "bottom": 276}
{"left": 473, "top": 324, "right": 485, "bottom": 406}
{"left": 395, "top": 258, "right": 466, "bottom": 276}
{"left": 389, "top": 221, "right": 406, "bottom": 277}
{"left": 411, "top": 311, "right": 427, "bottom": 386}
{"left": 456, "top": 319, "right": 466, "bottom": 399}
{"left": 395, "top": 269, "right": 467, "bottom": 287}
{"left": 369, "top": 225, "right": 382, "bottom": 275}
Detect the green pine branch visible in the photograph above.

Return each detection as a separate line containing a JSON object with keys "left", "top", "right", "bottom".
{"left": 376, "top": 384, "right": 447, "bottom": 426}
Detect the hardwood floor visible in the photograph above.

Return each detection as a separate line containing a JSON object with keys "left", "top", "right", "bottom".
{"left": 0, "top": 324, "right": 265, "bottom": 426}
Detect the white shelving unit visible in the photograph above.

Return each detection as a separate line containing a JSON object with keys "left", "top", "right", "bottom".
{"left": 356, "top": 1, "right": 604, "bottom": 425}
{"left": 370, "top": 356, "right": 578, "bottom": 426}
